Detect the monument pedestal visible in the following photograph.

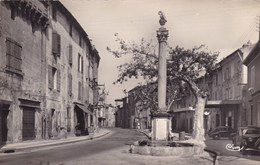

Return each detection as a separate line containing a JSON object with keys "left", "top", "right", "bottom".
{"left": 151, "top": 112, "right": 172, "bottom": 141}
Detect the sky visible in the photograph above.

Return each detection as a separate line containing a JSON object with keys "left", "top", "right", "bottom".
{"left": 60, "top": 0, "right": 260, "bottom": 104}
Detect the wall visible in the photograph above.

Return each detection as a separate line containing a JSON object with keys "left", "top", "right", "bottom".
{"left": 0, "top": 1, "right": 48, "bottom": 142}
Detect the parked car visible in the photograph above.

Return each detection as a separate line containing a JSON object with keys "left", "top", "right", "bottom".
{"left": 231, "top": 127, "right": 249, "bottom": 146}
{"left": 232, "top": 126, "right": 260, "bottom": 155}
{"left": 208, "top": 126, "right": 235, "bottom": 140}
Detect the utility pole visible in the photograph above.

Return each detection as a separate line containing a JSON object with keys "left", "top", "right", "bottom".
{"left": 151, "top": 11, "right": 171, "bottom": 141}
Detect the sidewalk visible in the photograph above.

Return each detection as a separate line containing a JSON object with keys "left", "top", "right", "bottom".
{"left": 0, "top": 128, "right": 111, "bottom": 154}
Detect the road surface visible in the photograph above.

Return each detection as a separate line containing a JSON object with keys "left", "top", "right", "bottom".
{"left": 205, "top": 137, "right": 260, "bottom": 162}
{"left": 0, "top": 128, "right": 146, "bottom": 165}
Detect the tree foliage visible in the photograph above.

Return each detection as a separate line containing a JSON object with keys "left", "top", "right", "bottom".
{"left": 107, "top": 34, "right": 219, "bottom": 106}
{"left": 108, "top": 34, "right": 219, "bottom": 143}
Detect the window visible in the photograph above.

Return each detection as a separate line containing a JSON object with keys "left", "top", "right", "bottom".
{"left": 78, "top": 54, "right": 83, "bottom": 73}
{"left": 52, "top": 32, "right": 61, "bottom": 56}
{"left": 250, "top": 66, "right": 255, "bottom": 88}
{"left": 89, "top": 55, "right": 94, "bottom": 79}
{"left": 68, "top": 45, "right": 73, "bottom": 66}
{"left": 48, "top": 65, "right": 60, "bottom": 91}
{"left": 6, "top": 38, "right": 22, "bottom": 75}
{"left": 79, "top": 36, "right": 82, "bottom": 47}
{"left": 69, "top": 24, "right": 72, "bottom": 37}
{"left": 78, "top": 81, "right": 82, "bottom": 100}
{"left": 68, "top": 73, "right": 72, "bottom": 96}
{"left": 52, "top": 7, "right": 57, "bottom": 21}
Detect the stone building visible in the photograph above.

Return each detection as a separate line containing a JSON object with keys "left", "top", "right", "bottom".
{"left": 45, "top": 0, "right": 100, "bottom": 139}
{"left": 243, "top": 40, "right": 260, "bottom": 127}
{"left": 114, "top": 97, "right": 128, "bottom": 128}
{"left": 0, "top": 0, "right": 49, "bottom": 143}
{"left": 114, "top": 85, "right": 153, "bottom": 130}
{"left": 0, "top": 1, "right": 100, "bottom": 144}
{"left": 170, "top": 43, "right": 253, "bottom": 133}
{"left": 205, "top": 44, "right": 253, "bottom": 131}
{"left": 128, "top": 85, "right": 152, "bottom": 129}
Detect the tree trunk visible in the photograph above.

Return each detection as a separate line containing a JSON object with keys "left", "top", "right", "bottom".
{"left": 192, "top": 95, "right": 206, "bottom": 146}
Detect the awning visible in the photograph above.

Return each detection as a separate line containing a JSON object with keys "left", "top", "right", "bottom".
{"left": 75, "top": 103, "right": 93, "bottom": 115}
{"left": 206, "top": 100, "right": 241, "bottom": 108}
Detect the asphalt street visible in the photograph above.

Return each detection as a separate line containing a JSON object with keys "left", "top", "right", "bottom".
{"left": 0, "top": 128, "right": 146, "bottom": 165}
{"left": 0, "top": 128, "right": 259, "bottom": 165}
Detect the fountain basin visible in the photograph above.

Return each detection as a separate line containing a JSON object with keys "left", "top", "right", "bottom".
{"left": 130, "top": 140, "right": 204, "bottom": 157}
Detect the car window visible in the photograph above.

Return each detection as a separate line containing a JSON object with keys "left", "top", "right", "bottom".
{"left": 245, "top": 129, "right": 260, "bottom": 134}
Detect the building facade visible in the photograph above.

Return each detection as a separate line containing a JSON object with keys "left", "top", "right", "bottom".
{"left": 243, "top": 40, "right": 260, "bottom": 127}
{"left": 0, "top": 1, "right": 100, "bottom": 144}
{"left": 170, "top": 43, "right": 253, "bottom": 133}
{"left": 114, "top": 85, "right": 153, "bottom": 130}
{"left": 114, "top": 97, "right": 129, "bottom": 128}
{"left": 206, "top": 43, "right": 253, "bottom": 131}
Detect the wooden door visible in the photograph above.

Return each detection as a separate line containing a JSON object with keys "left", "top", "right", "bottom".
{"left": 22, "top": 107, "right": 35, "bottom": 140}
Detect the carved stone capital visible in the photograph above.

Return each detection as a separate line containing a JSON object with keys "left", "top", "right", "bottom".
{"left": 157, "top": 27, "right": 169, "bottom": 42}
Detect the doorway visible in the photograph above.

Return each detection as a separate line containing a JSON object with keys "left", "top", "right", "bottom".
{"left": 22, "top": 107, "right": 35, "bottom": 140}
{"left": 0, "top": 105, "right": 9, "bottom": 143}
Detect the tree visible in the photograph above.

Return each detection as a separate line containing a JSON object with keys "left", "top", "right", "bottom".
{"left": 107, "top": 34, "right": 218, "bottom": 145}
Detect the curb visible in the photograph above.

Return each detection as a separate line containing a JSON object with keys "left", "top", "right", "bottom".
{"left": 0, "top": 129, "right": 111, "bottom": 154}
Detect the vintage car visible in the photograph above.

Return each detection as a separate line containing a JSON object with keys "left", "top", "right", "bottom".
{"left": 231, "top": 127, "right": 246, "bottom": 146}
{"left": 239, "top": 127, "right": 260, "bottom": 155}
{"left": 208, "top": 126, "right": 235, "bottom": 140}
{"left": 232, "top": 126, "right": 260, "bottom": 155}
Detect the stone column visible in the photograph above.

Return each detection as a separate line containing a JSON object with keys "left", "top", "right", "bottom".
{"left": 151, "top": 11, "right": 171, "bottom": 141}
{"left": 157, "top": 23, "right": 168, "bottom": 111}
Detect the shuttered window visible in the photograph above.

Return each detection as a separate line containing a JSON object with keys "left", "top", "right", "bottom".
{"left": 48, "top": 65, "right": 60, "bottom": 92}
{"left": 57, "top": 69, "right": 61, "bottom": 92}
{"left": 52, "top": 32, "right": 61, "bottom": 56}
{"left": 78, "top": 81, "right": 82, "bottom": 100}
{"left": 69, "top": 24, "right": 72, "bottom": 37}
{"left": 6, "top": 38, "right": 22, "bottom": 74}
{"left": 68, "top": 73, "right": 72, "bottom": 96}
{"left": 48, "top": 65, "right": 53, "bottom": 89}
{"left": 68, "top": 45, "right": 73, "bottom": 66}
{"left": 78, "top": 54, "right": 83, "bottom": 73}
{"left": 250, "top": 66, "right": 255, "bottom": 88}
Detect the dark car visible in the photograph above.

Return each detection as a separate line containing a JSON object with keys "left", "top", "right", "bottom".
{"left": 233, "top": 127, "right": 260, "bottom": 155}
{"left": 208, "top": 126, "right": 235, "bottom": 140}
{"left": 231, "top": 127, "right": 248, "bottom": 146}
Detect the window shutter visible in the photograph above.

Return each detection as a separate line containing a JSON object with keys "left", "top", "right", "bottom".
{"left": 6, "top": 40, "right": 11, "bottom": 67}
{"left": 81, "top": 57, "right": 83, "bottom": 73}
{"left": 52, "top": 32, "right": 57, "bottom": 55}
{"left": 57, "top": 69, "right": 61, "bottom": 92}
{"left": 48, "top": 65, "right": 53, "bottom": 89}
{"left": 78, "top": 81, "right": 82, "bottom": 100}
{"left": 14, "top": 44, "right": 21, "bottom": 71}
{"left": 70, "top": 74, "right": 72, "bottom": 96}
{"left": 69, "top": 45, "right": 73, "bottom": 65}
{"left": 52, "top": 32, "right": 61, "bottom": 56}
{"left": 18, "top": 46, "right": 22, "bottom": 71}
{"left": 10, "top": 42, "right": 15, "bottom": 68}
{"left": 68, "top": 73, "right": 72, "bottom": 96}
{"left": 57, "top": 34, "right": 61, "bottom": 56}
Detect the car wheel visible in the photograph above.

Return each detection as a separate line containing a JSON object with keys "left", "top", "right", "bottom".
{"left": 213, "top": 134, "right": 220, "bottom": 140}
